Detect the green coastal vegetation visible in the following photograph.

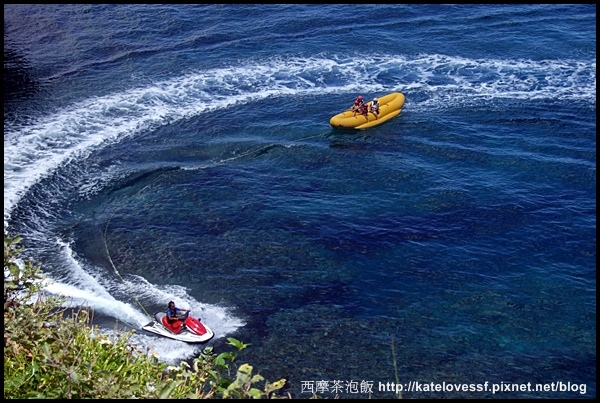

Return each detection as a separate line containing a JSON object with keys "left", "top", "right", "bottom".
{"left": 4, "top": 233, "right": 289, "bottom": 399}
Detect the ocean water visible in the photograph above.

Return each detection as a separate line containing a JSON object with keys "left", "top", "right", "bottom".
{"left": 3, "top": 4, "right": 595, "bottom": 399}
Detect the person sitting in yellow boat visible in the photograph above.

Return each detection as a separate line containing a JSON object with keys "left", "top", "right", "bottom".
{"left": 350, "top": 95, "right": 364, "bottom": 116}
{"left": 358, "top": 102, "right": 369, "bottom": 119}
{"left": 370, "top": 98, "right": 380, "bottom": 120}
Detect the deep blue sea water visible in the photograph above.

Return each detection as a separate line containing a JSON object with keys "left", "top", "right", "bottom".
{"left": 4, "top": 4, "right": 596, "bottom": 399}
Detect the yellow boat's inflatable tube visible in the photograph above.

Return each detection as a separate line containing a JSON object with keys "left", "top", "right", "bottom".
{"left": 330, "top": 92, "right": 405, "bottom": 130}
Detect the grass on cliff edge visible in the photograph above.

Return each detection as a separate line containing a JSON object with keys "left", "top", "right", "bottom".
{"left": 4, "top": 233, "right": 290, "bottom": 399}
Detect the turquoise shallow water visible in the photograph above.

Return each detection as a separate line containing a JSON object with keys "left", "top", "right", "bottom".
{"left": 4, "top": 4, "right": 595, "bottom": 398}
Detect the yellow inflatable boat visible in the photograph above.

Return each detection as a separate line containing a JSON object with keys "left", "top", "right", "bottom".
{"left": 329, "top": 92, "right": 405, "bottom": 130}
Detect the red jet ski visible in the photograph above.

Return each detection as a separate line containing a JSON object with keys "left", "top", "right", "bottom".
{"left": 142, "top": 311, "right": 214, "bottom": 343}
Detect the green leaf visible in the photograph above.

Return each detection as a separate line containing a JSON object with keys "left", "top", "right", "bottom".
{"left": 235, "top": 363, "right": 254, "bottom": 384}
{"left": 41, "top": 343, "right": 52, "bottom": 358}
{"left": 247, "top": 388, "right": 263, "bottom": 399}
{"left": 69, "top": 370, "right": 80, "bottom": 383}
{"left": 226, "top": 337, "right": 241, "bottom": 348}
{"left": 238, "top": 363, "right": 253, "bottom": 375}
{"left": 216, "top": 351, "right": 235, "bottom": 362}
{"left": 158, "top": 380, "right": 179, "bottom": 398}
{"left": 265, "top": 378, "right": 286, "bottom": 394}
{"left": 215, "top": 355, "right": 226, "bottom": 367}
{"left": 226, "top": 337, "right": 251, "bottom": 351}
{"left": 251, "top": 374, "right": 264, "bottom": 383}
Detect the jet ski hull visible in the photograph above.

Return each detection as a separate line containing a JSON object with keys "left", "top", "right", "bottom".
{"left": 142, "top": 312, "right": 214, "bottom": 343}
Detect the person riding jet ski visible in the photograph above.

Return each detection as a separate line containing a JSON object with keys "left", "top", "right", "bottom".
{"left": 166, "top": 300, "right": 189, "bottom": 330}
